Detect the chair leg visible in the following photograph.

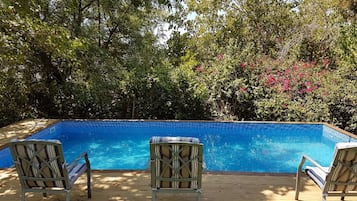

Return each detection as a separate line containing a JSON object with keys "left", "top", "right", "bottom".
{"left": 66, "top": 191, "right": 71, "bottom": 201}
{"left": 87, "top": 168, "right": 92, "bottom": 198}
{"left": 21, "top": 191, "right": 25, "bottom": 201}
{"left": 295, "top": 171, "right": 301, "bottom": 200}
{"left": 197, "top": 192, "right": 202, "bottom": 201}
{"left": 152, "top": 191, "right": 156, "bottom": 201}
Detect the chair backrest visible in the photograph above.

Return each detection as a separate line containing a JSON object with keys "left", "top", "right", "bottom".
{"left": 324, "top": 142, "right": 357, "bottom": 193}
{"left": 9, "top": 139, "right": 70, "bottom": 190}
{"left": 150, "top": 136, "right": 203, "bottom": 190}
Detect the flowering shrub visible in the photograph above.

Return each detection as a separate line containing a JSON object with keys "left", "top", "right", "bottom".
{"left": 257, "top": 59, "right": 327, "bottom": 99}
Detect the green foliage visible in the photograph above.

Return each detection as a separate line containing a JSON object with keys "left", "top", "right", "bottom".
{"left": 0, "top": 0, "right": 356, "bottom": 134}
{"left": 0, "top": 70, "right": 29, "bottom": 125}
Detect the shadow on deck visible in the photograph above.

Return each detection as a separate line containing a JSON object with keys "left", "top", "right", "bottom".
{"left": 2, "top": 169, "right": 355, "bottom": 201}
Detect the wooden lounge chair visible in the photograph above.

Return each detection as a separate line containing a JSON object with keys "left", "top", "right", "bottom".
{"left": 295, "top": 142, "right": 357, "bottom": 201}
{"left": 8, "top": 139, "right": 91, "bottom": 201}
{"left": 150, "top": 136, "right": 203, "bottom": 201}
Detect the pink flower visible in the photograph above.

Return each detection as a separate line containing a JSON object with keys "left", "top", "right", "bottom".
{"left": 305, "top": 81, "right": 312, "bottom": 87}
{"left": 303, "top": 63, "right": 310, "bottom": 68}
{"left": 266, "top": 75, "right": 276, "bottom": 86}
{"left": 240, "top": 87, "right": 247, "bottom": 92}
{"left": 293, "top": 65, "right": 300, "bottom": 70}
{"left": 323, "top": 58, "right": 329, "bottom": 66}
{"left": 195, "top": 65, "right": 203, "bottom": 73}
{"left": 240, "top": 63, "right": 246, "bottom": 68}
{"left": 305, "top": 87, "right": 314, "bottom": 93}
{"left": 217, "top": 53, "right": 224, "bottom": 60}
{"left": 282, "top": 79, "right": 290, "bottom": 91}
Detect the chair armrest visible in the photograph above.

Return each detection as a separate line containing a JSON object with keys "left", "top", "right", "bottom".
{"left": 297, "top": 155, "right": 328, "bottom": 173}
{"left": 202, "top": 160, "right": 206, "bottom": 170}
{"left": 66, "top": 152, "right": 90, "bottom": 171}
{"left": 295, "top": 155, "right": 328, "bottom": 200}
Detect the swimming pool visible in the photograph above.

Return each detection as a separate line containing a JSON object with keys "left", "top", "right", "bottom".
{"left": 0, "top": 120, "right": 356, "bottom": 173}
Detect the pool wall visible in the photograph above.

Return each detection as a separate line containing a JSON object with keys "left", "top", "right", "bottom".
{"left": 323, "top": 125, "right": 357, "bottom": 142}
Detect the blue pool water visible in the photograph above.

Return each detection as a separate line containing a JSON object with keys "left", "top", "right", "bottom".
{"left": 0, "top": 120, "right": 356, "bottom": 173}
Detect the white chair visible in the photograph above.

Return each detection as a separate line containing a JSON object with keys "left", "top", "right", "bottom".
{"left": 295, "top": 142, "right": 357, "bottom": 201}
{"left": 9, "top": 139, "right": 91, "bottom": 201}
{"left": 150, "top": 136, "right": 203, "bottom": 201}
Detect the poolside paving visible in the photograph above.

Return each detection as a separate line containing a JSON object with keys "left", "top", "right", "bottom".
{"left": 1, "top": 169, "right": 356, "bottom": 201}
{"left": 0, "top": 119, "right": 58, "bottom": 149}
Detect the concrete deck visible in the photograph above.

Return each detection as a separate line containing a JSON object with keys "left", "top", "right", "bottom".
{"left": 1, "top": 169, "right": 356, "bottom": 201}
{"left": 0, "top": 119, "right": 58, "bottom": 149}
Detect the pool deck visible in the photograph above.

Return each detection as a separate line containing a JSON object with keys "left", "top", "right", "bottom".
{"left": 1, "top": 119, "right": 356, "bottom": 200}
{"left": 1, "top": 169, "right": 357, "bottom": 201}
{"left": 0, "top": 119, "right": 59, "bottom": 149}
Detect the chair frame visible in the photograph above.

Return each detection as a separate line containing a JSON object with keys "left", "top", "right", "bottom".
{"left": 9, "top": 139, "right": 91, "bottom": 201}
{"left": 150, "top": 137, "right": 203, "bottom": 201}
{"left": 295, "top": 143, "right": 357, "bottom": 201}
